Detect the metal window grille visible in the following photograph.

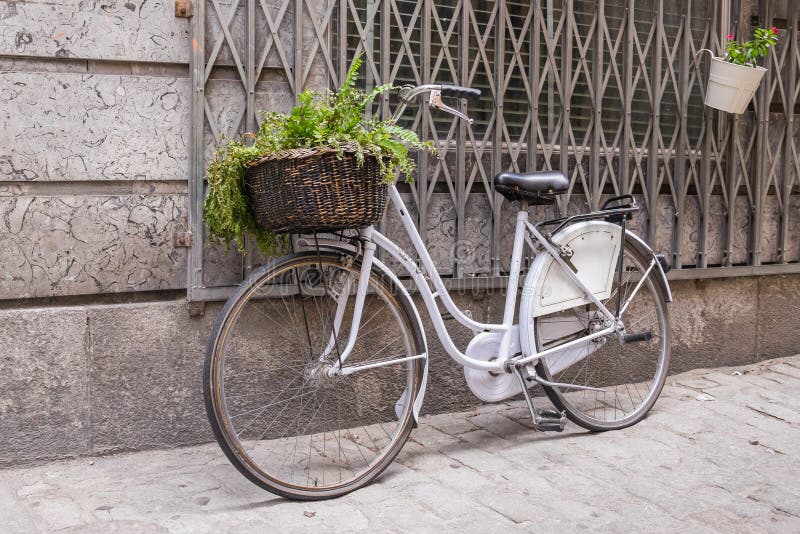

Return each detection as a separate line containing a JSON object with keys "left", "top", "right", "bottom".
{"left": 188, "top": 0, "right": 800, "bottom": 302}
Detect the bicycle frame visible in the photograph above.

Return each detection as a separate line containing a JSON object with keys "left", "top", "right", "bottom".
{"left": 306, "top": 83, "right": 669, "bottom": 378}
{"left": 324, "top": 184, "right": 633, "bottom": 377}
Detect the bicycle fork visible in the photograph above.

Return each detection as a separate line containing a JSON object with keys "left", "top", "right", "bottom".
{"left": 320, "top": 234, "right": 426, "bottom": 377}
{"left": 320, "top": 237, "right": 376, "bottom": 373}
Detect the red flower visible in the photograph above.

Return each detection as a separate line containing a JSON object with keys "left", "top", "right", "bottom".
{"left": 772, "top": 27, "right": 779, "bottom": 34}
{"left": 727, "top": 33, "right": 734, "bottom": 40}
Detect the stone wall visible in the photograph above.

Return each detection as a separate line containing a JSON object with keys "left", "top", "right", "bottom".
{"left": 1, "top": 275, "right": 799, "bottom": 467}
{"left": 0, "top": 0, "right": 193, "bottom": 302}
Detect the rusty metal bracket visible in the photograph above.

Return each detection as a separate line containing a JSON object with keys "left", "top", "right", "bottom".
{"left": 173, "top": 231, "right": 193, "bottom": 247}
{"left": 187, "top": 300, "right": 206, "bottom": 317}
{"left": 175, "top": 0, "right": 193, "bottom": 18}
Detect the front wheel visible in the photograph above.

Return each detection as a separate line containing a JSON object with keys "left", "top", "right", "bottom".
{"left": 204, "top": 251, "right": 425, "bottom": 500}
{"left": 533, "top": 235, "right": 671, "bottom": 431}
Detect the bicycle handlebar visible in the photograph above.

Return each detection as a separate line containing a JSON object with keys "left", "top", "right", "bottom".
{"left": 393, "top": 84, "right": 481, "bottom": 124}
{"left": 441, "top": 84, "right": 482, "bottom": 101}
{"left": 398, "top": 84, "right": 481, "bottom": 103}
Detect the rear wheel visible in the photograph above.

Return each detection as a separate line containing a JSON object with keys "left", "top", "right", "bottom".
{"left": 533, "top": 236, "right": 670, "bottom": 431}
{"left": 204, "top": 251, "right": 424, "bottom": 500}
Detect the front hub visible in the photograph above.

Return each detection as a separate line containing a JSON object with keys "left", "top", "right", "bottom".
{"left": 304, "top": 362, "right": 338, "bottom": 387}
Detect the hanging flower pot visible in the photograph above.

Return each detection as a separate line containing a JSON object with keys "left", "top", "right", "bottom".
{"left": 704, "top": 55, "right": 766, "bottom": 114}
{"left": 700, "top": 27, "right": 779, "bottom": 115}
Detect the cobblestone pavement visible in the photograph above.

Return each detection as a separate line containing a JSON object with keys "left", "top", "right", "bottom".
{"left": 1, "top": 356, "right": 799, "bottom": 533}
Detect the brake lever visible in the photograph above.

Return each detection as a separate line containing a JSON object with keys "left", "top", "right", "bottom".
{"left": 398, "top": 85, "right": 416, "bottom": 103}
{"left": 429, "top": 90, "right": 473, "bottom": 124}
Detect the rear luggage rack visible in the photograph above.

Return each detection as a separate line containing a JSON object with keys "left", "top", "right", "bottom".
{"left": 536, "top": 195, "right": 640, "bottom": 237}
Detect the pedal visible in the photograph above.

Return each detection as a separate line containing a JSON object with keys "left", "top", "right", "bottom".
{"left": 534, "top": 409, "right": 567, "bottom": 432}
{"left": 622, "top": 331, "right": 653, "bottom": 344}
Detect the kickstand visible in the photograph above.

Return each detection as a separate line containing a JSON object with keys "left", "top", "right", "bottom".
{"left": 511, "top": 361, "right": 567, "bottom": 432}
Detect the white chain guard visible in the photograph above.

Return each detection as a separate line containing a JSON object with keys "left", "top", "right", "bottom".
{"left": 520, "top": 220, "right": 622, "bottom": 361}
{"left": 534, "top": 314, "right": 607, "bottom": 375}
{"left": 529, "top": 221, "right": 621, "bottom": 317}
{"left": 464, "top": 328, "right": 525, "bottom": 402}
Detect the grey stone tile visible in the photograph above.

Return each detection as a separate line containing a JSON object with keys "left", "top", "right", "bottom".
{"left": 0, "top": 72, "right": 188, "bottom": 182}
{"left": 87, "top": 301, "right": 218, "bottom": 453}
{"left": 668, "top": 276, "right": 758, "bottom": 373}
{"left": 0, "top": 0, "right": 190, "bottom": 63}
{"left": 757, "top": 275, "right": 800, "bottom": 359}
{"left": 0, "top": 307, "right": 89, "bottom": 466}
{"left": 0, "top": 194, "right": 188, "bottom": 299}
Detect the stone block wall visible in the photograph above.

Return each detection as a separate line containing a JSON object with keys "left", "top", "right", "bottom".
{"left": 1, "top": 275, "right": 799, "bottom": 467}
{"left": 1, "top": 0, "right": 193, "bottom": 301}
{"left": 0, "top": 0, "right": 199, "bottom": 466}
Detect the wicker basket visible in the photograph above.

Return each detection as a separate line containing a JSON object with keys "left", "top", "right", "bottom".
{"left": 245, "top": 146, "right": 387, "bottom": 234}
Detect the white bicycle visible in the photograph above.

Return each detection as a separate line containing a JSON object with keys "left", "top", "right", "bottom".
{"left": 204, "top": 84, "right": 672, "bottom": 500}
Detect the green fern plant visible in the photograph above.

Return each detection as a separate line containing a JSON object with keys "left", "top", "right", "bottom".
{"left": 204, "top": 54, "right": 436, "bottom": 255}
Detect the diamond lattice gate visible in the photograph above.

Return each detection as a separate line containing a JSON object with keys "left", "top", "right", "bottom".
{"left": 188, "top": 0, "right": 800, "bottom": 302}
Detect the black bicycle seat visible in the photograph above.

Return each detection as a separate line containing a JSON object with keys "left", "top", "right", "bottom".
{"left": 493, "top": 171, "right": 569, "bottom": 204}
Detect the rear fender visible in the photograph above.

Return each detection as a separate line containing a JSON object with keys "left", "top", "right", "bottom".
{"left": 624, "top": 232, "right": 673, "bottom": 303}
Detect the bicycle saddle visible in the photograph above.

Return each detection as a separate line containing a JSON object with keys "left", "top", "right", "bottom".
{"left": 493, "top": 170, "right": 569, "bottom": 204}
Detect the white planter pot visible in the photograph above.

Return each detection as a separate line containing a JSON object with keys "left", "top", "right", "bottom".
{"left": 705, "top": 56, "right": 766, "bottom": 114}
